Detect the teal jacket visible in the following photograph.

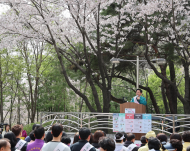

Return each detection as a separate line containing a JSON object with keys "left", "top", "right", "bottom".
{"left": 131, "top": 96, "right": 147, "bottom": 106}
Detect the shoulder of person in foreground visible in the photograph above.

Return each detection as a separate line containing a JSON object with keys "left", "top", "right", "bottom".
{"left": 20, "top": 142, "right": 28, "bottom": 151}
{"left": 133, "top": 147, "right": 140, "bottom": 151}
{"left": 89, "top": 146, "right": 96, "bottom": 151}
{"left": 62, "top": 143, "right": 71, "bottom": 151}
{"left": 138, "top": 145, "right": 148, "bottom": 151}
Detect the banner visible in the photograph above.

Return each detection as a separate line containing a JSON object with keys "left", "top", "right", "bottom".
{"left": 113, "top": 113, "right": 152, "bottom": 133}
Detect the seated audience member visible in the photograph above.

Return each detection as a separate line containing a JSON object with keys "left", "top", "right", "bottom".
{"left": 26, "top": 126, "right": 45, "bottom": 151}
{"left": 124, "top": 133, "right": 139, "bottom": 151}
{"left": 45, "top": 132, "right": 53, "bottom": 143}
{"left": 163, "top": 133, "right": 182, "bottom": 151}
{"left": 61, "top": 136, "right": 71, "bottom": 146}
{"left": 73, "top": 132, "right": 80, "bottom": 144}
{"left": 140, "top": 136, "right": 146, "bottom": 147}
{"left": 4, "top": 132, "right": 17, "bottom": 151}
{"left": 70, "top": 128, "right": 96, "bottom": 151}
{"left": 41, "top": 124, "right": 70, "bottom": 151}
{"left": 115, "top": 132, "right": 128, "bottom": 151}
{"left": 92, "top": 130, "right": 104, "bottom": 149}
{"left": 12, "top": 125, "right": 27, "bottom": 151}
{"left": 25, "top": 124, "right": 40, "bottom": 143}
{"left": 20, "top": 124, "right": 27, "bottom": 140}
{"left": 170, "top": 139, "right": 182, "bottom": 151}
{"left": 138, "top": 131, "right": 156, "bottom": 151}
{"left": 182, "top": 131, "right": 190, "bottom": 151}
{"left": 28, "top": 131, "right": 35, "bottom": 144}
{"left": 123, "top": 132, "right": 127, "bottom": 143}
{"left": 98, "top": 137, "right": 115, "bottom": 151}
{"left": 157, "top": 133, "right": 167, "bottom": 146}
{"left": 2, "top": 125, "right": 11, "bottom": 138}
{"left": 148, "top": 137, "right": 161, "bottom": 151}
{"left": 0, "top": 139, "right": 11, "bottom": 151}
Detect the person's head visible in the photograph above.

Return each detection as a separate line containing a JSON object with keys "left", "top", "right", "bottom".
{"left": 182, "top": 131, "right": 190, "bottom": 142}
{"left": 0, "top": 139, "right": 11, "bottom": 151}
{"left": 127, "top": 133, "right": 135, "bottom": 143}
{"left": 11, "top": 125, "right": 22, "bottom": 138}
{"left": 79, "top": 128, "right": 91, "bottom": 141}
{"left": 99, "top": 137, "right": 115, "bottom": 151}
{"left": 148, "top": 137, "right": 161, "bottom": 150}
{"left": 136, "top": 89, "right": 142, "bottom": 96}
{"left": 4, "top": 125, "right": 10, "bottom": 132}
{"left": 73, "top": 132, "right": 80, "bottom": 144}
{"left": 89, "top": 134, "right": 93, "bottom": 144}
{"left": 140, "top": 136, "right": 146, "bottom": 144}
{"left": 45, "top": 132, "right": 53, "bottom": 143}
{"left": 61, "top": 136, "right": 71, "bottom": 146}
{"left": 93, "top": 130, "right": 104, "bottom": 143}
{"left": 157, "top": 133, "right": 167, "bottom": 143}
{"left": 4, "top": 132, "right": 17, "bottom": 149}
{"left": 170, "top": 139, "right": 183, "bottom": 151}
{"left": 32, "top": 124, "right": 40, "bottom": 130}
{"left": 123, "top": 132, "right": 127, "bottom": 142}
{"left": 186, "top": 146, "right": 190, "bottom": 151}
{"left": 29, "top": 131, "right": 35, "bottom": 141}
{"left": 115, "top": 132, "right": 124, "bottom": 143}
{"left": 34, "top": 126, "right": 45, "bottom": 140}
{"left": 51, "top": 124, "right": 63, "bottom": 138}
{"left": 62, "top": 132, "right": 67, "bottom": 137}
{"left": 145, "top": 131, "right": 156, "bottom": 143}
{"left": 170, "top": 133, "right": 182, "bottom": 142}
{"left": 102, "top": 131, "right": 106, "bottom": 137}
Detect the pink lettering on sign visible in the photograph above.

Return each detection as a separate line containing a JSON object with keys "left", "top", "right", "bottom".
{"left": 125, "top": 114, "right": 134, "bottom": 119}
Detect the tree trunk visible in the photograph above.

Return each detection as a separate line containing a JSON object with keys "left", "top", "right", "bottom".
{"left": 161, "top": 80, "right": 170, "bottom": 113}
{"left": 0, "top": 53, "right": 3, "bottom": 123}
{"left": 0, "top": 81, "right": 3, "bottom": 123}
{"left": 169, "top": 60, "right": 177, "bottom": 113}
{"left": 17, "top": 97, "right": 20, "bottom": 124}
{"left": 9, "top": 96, "right": 13, "bottom": 128}
{"left": 160, "top": 65, "right": 176, "bottom": 113}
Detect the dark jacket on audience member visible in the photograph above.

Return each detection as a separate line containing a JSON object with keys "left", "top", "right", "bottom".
{"left": 124, "top": 141, "right": 139, "bottom": 151}
{"left": 16, "top": 138, "right": 27, "bottom": 151}
{"left": 11, "top": 147, "right": 16, "bottom": 151}
{"left": 70, "top": 140, "right": 96, "bottom": 151}
{"left": 140, "top": 144, "right": 146, "bottom": 147}
{"left": 92, "top": 143, "right": 100, "bottom": 149}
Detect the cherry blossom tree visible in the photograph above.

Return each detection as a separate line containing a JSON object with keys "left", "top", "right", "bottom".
{"left": 119, "top": 0, "right": 190, "bottom": 113}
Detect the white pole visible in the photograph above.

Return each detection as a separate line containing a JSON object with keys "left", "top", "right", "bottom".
{"left": 136, "top": 56, "right": 139, "bottom": 89}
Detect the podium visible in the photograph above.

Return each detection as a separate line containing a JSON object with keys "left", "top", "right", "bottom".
{"left": 120, "top": 102, "right": 146, "bottom": 113}
{"left": 120, "top": 102, "right": 146, "bottom": 140}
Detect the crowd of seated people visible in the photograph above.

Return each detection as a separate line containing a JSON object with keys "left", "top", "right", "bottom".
{"left": 0, "top": 123, "right": 190, "bottom": 151}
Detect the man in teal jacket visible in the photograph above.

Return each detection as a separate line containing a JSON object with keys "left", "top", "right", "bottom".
{"left": 131, "top": 89, "right": 147, "bottom": 106}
